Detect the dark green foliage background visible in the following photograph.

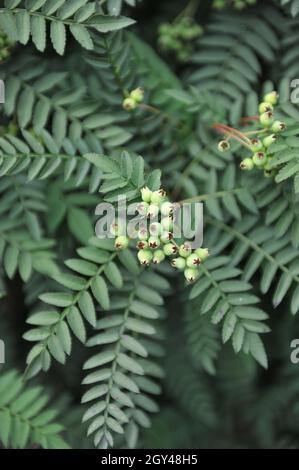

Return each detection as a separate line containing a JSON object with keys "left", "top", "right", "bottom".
{"left": 1, "top": 0, "right": 299, "bottom": 449}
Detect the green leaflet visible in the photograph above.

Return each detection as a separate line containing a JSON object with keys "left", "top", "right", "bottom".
{"left": 189, "top": 255, "right": 270, "bottom": 367}
{"left": 82, "top": 270, "right": 165, "bottom": 449}
{"left": 0, "top": 370, "right": 69, "bottom": 449}
{"left": 23, "top": 236, "right": 128, "bottom": 375}
{"left": 0, "top": 1, "right": 136, "bottom": 53}
{"left": 2, "top": 0, "right": 299, "bottom": 452}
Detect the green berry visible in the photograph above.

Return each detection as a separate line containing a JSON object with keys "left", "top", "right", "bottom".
{"left": 263, "top": 134, "right": 277, "bottom": 148}
{"left": 159, "top": 23, "right": 171, "bottom": 35}
{"left": 137, "top": 240, "right": 148, "bottom": 250}
{"left": 272, "top": 121, "right": 287, "bottom": 133}
{"left": 213, "top": 0, "right": 225, "bottom": 7}
{"left": 250, "top": 138, "right": 263, "bottom": 152}
{"left": 195, "top": 248, "right": 210, "bottom": 261}
{"left": 160, "top": 231, "right": 173, "bottom": 244}
{"left": 153, "top": 250, "right": 165, "bottom": 265}
{"left": 122, "top": 97, "right": 137, "bottom": 111}
{"left": 179, "top": 243, "right": 192, "bottom": 258}
{"left": 163, "top": 243, "right": 178, "bottom": 256}
{"left": 263, "top": 91, "right": 279, "bottom": 106}
{"left": 147, "top": 204, "right": 160, "bottom": 218}
{"left": 130, "top": 87, "right": 144, "bottom": 103}
{"left": 138, "top": 250, "right": 153, "bottom": 266}
{"left": 171, "top": 257, "right": 186, "bottom": 270}
{"left": 235, "top": 1, "right": 246, "bottom": 10}
{"left": 149, "top": 222, "right": 162, "bottom": 236}
{"left": 159, "top": 34, "right": 173, "bottom": 49}
{"left": 110, "top": 221, "right": 124, "bottom": 236}
{"left": 264, "top": 169, "right": 275, "bottom": 178}
{"left": 252, "top": 152, "right": 267, "bottom": 167}
{"left": 136, "top": 201, "right": 149, "bottom": 216}
{"left": 170, "top": 38, "right": 182, "bottom": 51}
{"left": 141, "top": 186, "right": 152, "bottom": 203}
{"left": 150, "top": 189, "right": 167, "bottom": 205}
{"left": 258, "top": 102, "right": 273, "bottom": 114}
{"left": 240, "top": 158, "right": 254, "bottom": 171}
{"left": 114, "top": 236, "right": 129, "bottom": 250}
{"left": 180, "top": 25, "right": 201, "bottom": 40}
{"left": 148, "top": 236, "right": 161, "bottom": 249}
{"left": 161, "top": 201, "right": 175, "bottom": 216}
{"left": 161, "top": 217, "right": 173, "bottom": 231}
{"left": 184, "top": 268, "right": 200, "bottom": 283}
{"left": 186, "top": 253, "right": 201, "bottom": 268}
{"left": 138, "top": 228, "right": 149, "bottom": 241}
{"left": 218, "top": 140, "right": 230, "bottom": 152}
{"left": 260, "top": 111, "right": 274, "bottom": 128}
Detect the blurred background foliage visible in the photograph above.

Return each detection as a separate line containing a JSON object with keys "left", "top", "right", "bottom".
{"left": 1, "top": 0, "right": 299, "bottom": 449}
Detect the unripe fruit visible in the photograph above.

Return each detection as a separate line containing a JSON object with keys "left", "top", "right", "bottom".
{"left": 159, "top": 23, "right": 171, "bottom": 35}
{"left": 110, "top": 221, "right": 124, "bottom": 236}
{"left": 250, "top": 138, "right": 263, "bottom": 152}
{"left": 138, "top": 228, "right": 149, "bottom": 241}
{"left": 137, "top": 241, "right": 148, "bottom": 250}
{"left": 259, "top": 102, "right": 273, "bottom": 114}
{"left": 141, "top": 186, "right": 152, "bottom": 203}
{"left": 130, "top": 87, "right": 144, "bottom": 103}
{"left": 195, "top": 248, "right": 210, "bottom": 261}
{"left": 252, "top": 152, "right": 267, "bottom": 167}
{"left": 260, "top": 111, "right": 274, "bottom": 128}
{"left": 153, "top": 250, "right": 165, "bottom": 265}
{"left": 263, "top": 134, "right": 277, "bottom": 148}
{"left": 160, "top": 231, "right": 173, "bottom": 244}
{"left": 123, "top": 97, "right": 137, "bottom": 111}
{"left": 161, "top": 217, "right": 173, "bottom": 231}
{"left": 159, "top": 34, "right": 173, "bottom": 49}
{"left": 138, "top": 249, "right": 153, "bottom": 266}
{"left": 163, "top": 243, "right": 178, "bottom": 256}
{"left": 150, "top": 189, "right": 167, "bottom": 205}
{"left": 148, "top": 236, "right": 161, "bottom": 249}
{"left": 272, "top": 121, "right": 286, "bottom": 133}
{"left": 149, "top": 222, "right": 162, "bottom": 236}
{"left": 179, "top": 243, "right": 192, "bottom": 258}
{"left": 235, "top": 1, "right": 246, "bottom": 10}
{"left": 218, "top": 140, "right": 230, "bottom": 152}
{"left": 161, "top": 201, "right": 174, "bottom": 216}
{"left": 263, "top": 161, "right": 272, "bottom": 171}
{"left": 115, "top": 236, "right": 129, "bottom": 250}
{"left": 186, "top": 253, "right": 201, "bottom": 268}
{"left": 184, "top": 268, "right": 200, "bottom": 283}
{"left": 240, "top": 158, "right": 254, "bottom": 171}
{"left": 264, "top": 168, "right": 275, "bottom": 178}
{"left": 263, "top": 91, "right": 279, "bottom": 106}
{"left": 147, "top": 204, "right": 160, "bottom": 218}
{"left": 171, "top": 257, "right": 186, "bottom": 270}
{"left": 136, "top": 201, "right": 149, "bottom": 216}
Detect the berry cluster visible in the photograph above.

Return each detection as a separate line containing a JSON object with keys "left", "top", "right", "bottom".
{"left": 113, "top": 187, "right": 209, "bottom": 283}
{"left": 158, "top": 17, "right": 203, "bottom": 62}
{"left": 122, "top": 87, "right": 144, "bottom": 111}
{"left": 0, "top": 29, "right": 14, "bottom": 62}
{"left": 213, "top": 0, "right": 256, "bottom": 9}
{"left": 240, "top": 92, "right": 286, "bottom": 177}
{"left": 216, "top": 91, "right": 287, "bottom": 179}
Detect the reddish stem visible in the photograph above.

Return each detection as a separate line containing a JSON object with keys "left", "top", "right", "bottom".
{"left": 240, "top": 115, "right": 260, "bottom": 124}
{"left": 212, "top": 123, "right": 251, "bottom": 145}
